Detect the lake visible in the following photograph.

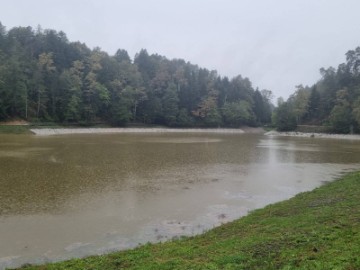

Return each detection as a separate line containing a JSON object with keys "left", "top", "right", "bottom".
{"left": 1, "top": 131, "right": 359, "bottom": 269}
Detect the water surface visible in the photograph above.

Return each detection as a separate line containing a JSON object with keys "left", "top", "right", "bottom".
{"left": 0, "top": 132, "right": 359, "bottom": 269}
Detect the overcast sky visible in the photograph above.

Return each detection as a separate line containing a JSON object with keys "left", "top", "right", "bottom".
{"left": 1, "top": 0, "right": 360, "bottom": 99}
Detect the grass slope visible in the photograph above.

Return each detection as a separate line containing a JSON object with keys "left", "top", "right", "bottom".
{"left": 0, "top": 125, "right": 32, "bottom": 134}
{"left": 20, "top": 172, "right": 360, "bottom": 270}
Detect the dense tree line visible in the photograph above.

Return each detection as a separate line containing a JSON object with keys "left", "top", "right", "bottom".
{"left": 0, "top": 23, "right": 272, "bottom": 127}
{"left": 273, "top": 46, "right": 360, "bottom": 133}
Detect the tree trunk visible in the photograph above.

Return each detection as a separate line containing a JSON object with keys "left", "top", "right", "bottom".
{"left": 37, "top": 90, "right": 41, "bottom": 118}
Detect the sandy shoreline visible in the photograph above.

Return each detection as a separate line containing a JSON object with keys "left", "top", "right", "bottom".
{"left": 30, "top": 128, "right": 248, "bottom": 136}
{"left": 26, "top": 128, "right": 360, "bottom": 139}
{"left": 30, "top": 128, "right": 360, "bottom": 139}
{"left": 265, "top": 130, "right": 360, "bottom": 140}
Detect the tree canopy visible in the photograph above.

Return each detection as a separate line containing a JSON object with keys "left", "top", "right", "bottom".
{"left": 0, "top": 23, "right": 273, "bottom": 127}
{"left": 273, "top": 46, "right": 360, "bottom": 133}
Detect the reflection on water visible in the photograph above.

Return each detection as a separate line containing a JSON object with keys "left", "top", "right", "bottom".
{"left": 0, "top": 133, "right": 360, "bottom": 269}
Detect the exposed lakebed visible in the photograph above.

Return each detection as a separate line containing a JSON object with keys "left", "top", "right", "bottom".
{"left": 1, "top": 130, "right": 360, "bottom": 269}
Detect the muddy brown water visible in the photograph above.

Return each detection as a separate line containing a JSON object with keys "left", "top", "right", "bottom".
{"left": 1, "top": 132, "right": 359, "bottom": 269}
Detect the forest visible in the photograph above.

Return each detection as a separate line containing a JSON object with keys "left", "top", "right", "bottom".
{"left": 0, "top": 23, "right": 273, "bottom": 127}
{"left": 273, "top": 46, "right": 360, "bottom": 133}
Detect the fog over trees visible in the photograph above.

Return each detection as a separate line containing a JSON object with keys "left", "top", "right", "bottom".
{"left": 0, "top": 23, "right": 273, "bottom": 127}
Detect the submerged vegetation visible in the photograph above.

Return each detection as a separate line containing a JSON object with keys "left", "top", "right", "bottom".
{"left": 20, "top": 172, "right": 360, "bottom": 269}
{"left": 0, "top": 22, "right": 272, "bottom": 128}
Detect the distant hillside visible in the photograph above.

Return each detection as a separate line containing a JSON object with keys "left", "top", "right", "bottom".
{"left": 0, "top": 22, "right": 272, "bottom": 127}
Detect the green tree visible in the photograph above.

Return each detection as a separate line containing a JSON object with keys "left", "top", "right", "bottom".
{"left": 273, "top": 102, "right": 297, "bottom": 131}
{"left": 114, "top": 49, "right": 131, "bottom": 63}
{"left": 141, "top": 96, "right": 162, "bottom": 124}
{"left": 289, "top": 85, "right": 310, "bottom": 124}
{"left": 305, "top": 86, "right": 320, "bottom": 122}
{"left": 192, "top": 94, "right": 218, "bottom": 123}
{"left": 352, "top": 96, "right": 360, "bottom": 130}
{"left": 253, "top": 89, "right": 272, "bottom": 124}
{"left": 222, "top": 100, "right": 255, "bottom": 127}
{"left": 317, "top": 67, "right": 339, "bottom": 119}
{"left": 62, "top": 60, "right": 84, "bottom": 122}
{"left": 162, "top": 83, "right": 179, "bottom": 126}
{"left": 204, "top": 107, "right": 222, "bottom": 127}
{"left": 0, "top": 22, "right": 277, "bottom": 129}
{"left": 345, "top": 47, "right": 360, "bottom": 77}
{"left": 108, "top": 79, "right": 129, "bottom": 125}
{"left": 176, "top": 108, "right": 194, "bottom": 127}
{"left": 134, "top": 49, "right": 157, "bottom": 85}
{"left": 329, "top": 89, "right": 352, "bottom": 133}
{"left": 82, "top": 71, "right": 110, "bottom": 122}
{"left": 1, "top": 56, "right": 29, "bottom": 119}
{"left": 112, "top": 85, "right": 146, "bottom": 125}
{"left": 35, "top": 52, "right": 56, "bottom": 119}
{"left": 228, "top": 75, "right": 254, "bottom": 104}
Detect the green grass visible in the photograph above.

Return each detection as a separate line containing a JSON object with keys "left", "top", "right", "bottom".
{"left": 18, "top": 172, "right": 360, "bottom": 270}
{"left": 0, "top": 125, "right": 32, "bottom": 134}
{"left": 0, "top": 124, "right": 61, "bottom": 134}
{"left": 0, "top": 123, "right": 99, "bottom": 134}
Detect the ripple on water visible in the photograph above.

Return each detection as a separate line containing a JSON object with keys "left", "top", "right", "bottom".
{"left": 2, "top": 134, "right": 360, "bottom": 269}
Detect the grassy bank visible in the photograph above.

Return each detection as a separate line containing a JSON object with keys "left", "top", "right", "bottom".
{"left": 18, "top": 172, "right": 360, "bottom": 269}
{"left": 0, "top": 125, "right": 32, "bottom": 134}
{"left": 0, "top": 123, "right": 110, "bottom": 134}
{"left": 0, "top": 122, "right": 61, "bottom": 134}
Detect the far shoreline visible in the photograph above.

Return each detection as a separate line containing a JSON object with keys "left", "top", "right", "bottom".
{"left": 4, "top": 122, "right": 360, "bottom": 140}
{"left": 30, "top": 127, "right": 263, "bottom": 136}
{"left": 265, "top": 130, "right": 360, "bottom": 140}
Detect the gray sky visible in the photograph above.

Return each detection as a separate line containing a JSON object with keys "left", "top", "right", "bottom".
{"left": 1, "top": 0, "right": 360, "bottom": 99}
